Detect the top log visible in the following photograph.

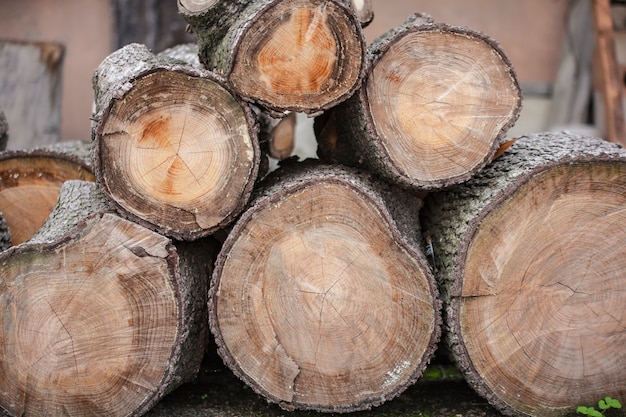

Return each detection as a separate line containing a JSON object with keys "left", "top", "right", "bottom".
{"left": 179, "top": 0, "right": 366, "bottom": 116}
{"left": 316, "top": 13, "right": 522, "bottom": 190}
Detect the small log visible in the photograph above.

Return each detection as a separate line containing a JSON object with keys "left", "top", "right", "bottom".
{"left": 92, "top": 43, "right": 261, "bottom": 240}
{"left": 0, "top": 180, "right": 213, "bottom": 417}
{"left": 179, "top": 0, "right": 366, "bottom": 115}
{"left": 420, "top": 132, "right": 626, "bottom": 416}
{"left": 0, "top": 141, "right": 94, "bottom": 246}
{"left": 256, "top": 109, "right": 296, "bottom": 160}
{"left": 209, "top": 162, "right": 441, "bottom": 412}
{"left": 316, "top": 14, "right": 522, "bottom": 190}
{"left": 0, "top": 40, "right": 64, "bottom": 149}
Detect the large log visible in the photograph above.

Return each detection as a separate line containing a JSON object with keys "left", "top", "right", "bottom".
{"left": 209, "top": 162, "right": 441, "bottom": 412}
{"left": 0, "top": 141, "right": 94, "bottom": 245}
{"left": 179, "top": 0, "right": 366, "bottom": 116}
{"left": 420, "top": 132, "right": 626, "bottom": 416}
{"left": 316, "top": 13, "right": 522, "bottom": 190}
{"left": 92, "top": 43, "right": 260, "bottom": 240}
{"left": 0, "top": 180, "right": 213, "bottom": 417}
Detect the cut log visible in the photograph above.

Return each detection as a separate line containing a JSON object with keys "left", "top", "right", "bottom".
{"left": 159, "top": 44, "right": 285, "bottom": 164}
{"left": 316, "top": 13, "right": 522, "bottom": 190}
{"left": 0, "top": 141, "right": 94, "bottom": 246}
{"left": 256, "top": 109, "right": 297, "bottom": 160}
{"left": 179, "top": 0, "right": 366, "bottom": 115}
{"left": 0, "top": 180, "right": 213, "bottom": 417}
{"left": 209, "top": 162, "right": 441, "bottom": 412}
{"left": 92, "top": 43, "right": 260, "bottom": 240}
{"left": 0, "top": 40, "right": 64, "bottom": 150}
{"left": 420, "top": 132, "right": 626, "bottom": 417}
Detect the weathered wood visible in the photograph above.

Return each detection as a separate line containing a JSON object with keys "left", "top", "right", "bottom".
{"left": 0, "top": 180, "right": 213, "bottom": 417}
{"left": 92, "top": 43, "right": 260, "bottom": 240}
{"left": 316, "top": 13, "right": 522, "bottom": 190}
{"left": 160, "top": 43, "right": 288, "bottom": 165}
{"left": 420, "top": 132, "right": 626, "bottom": 417}
{"left": 0, "top": 40, "right": 64, "bottom": 150}
{"left": 0, "top": 141, "right": 94, "bottom": 246}
{"left": 180, "top": 0, "right": 366, "bottom": 115}
{"left": 209, "top": 162, "right": 441, "bottom": 412}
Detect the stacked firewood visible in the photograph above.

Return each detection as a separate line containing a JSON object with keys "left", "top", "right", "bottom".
{"left": 0, "top": 2, "right": 624, "bottom": 417}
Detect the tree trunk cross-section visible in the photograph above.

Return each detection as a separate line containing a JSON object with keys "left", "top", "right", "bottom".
{"left": 210, "top": 163, "right": 441, "bottom": 412}
{"left": 0, "top": 181, "right": 211, "bottom": 417}
{"left": 421, "top": 132, "right": 626, "bottom": 417}
{"left": 92, "top": 43, "right": 260, "bottom": 240}
{"left": 0, "top": 142, "right": 94, "bottom": 246}
{"left": 317, "top": 14, "right": 522, "bottom": 190}
{"left": 180, "top": 0, "right": 365, "bottom": 115}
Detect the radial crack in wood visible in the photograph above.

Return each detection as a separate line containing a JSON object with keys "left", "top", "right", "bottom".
{"left": 317, "top": 17, "right": 522, "bottom": 189}
{"left": 93, "top": 44, "right": 260, "bottom": 240}
{"left": 421, "top": 132, "right": 626, "bottom": 417}
{"left": 210, "top": 163, "right": 440, "bottom": 412}
{"left": 182, "top": 0, "right": 365, "bottom": 115}
{"left": 0, "top": 180, "right": 212, "bottom": 417}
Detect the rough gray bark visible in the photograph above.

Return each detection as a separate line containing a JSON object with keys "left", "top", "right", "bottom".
{"left": 92, "top": 43, "right": 260, "bottom": 240}
{"left": 0, "top": 141, "right": 94, "bottom": 245}
{"left": 316, "top": 13, "right": 522, "bottom": 190}
{"left": 0, "top": 180, "right": 212, "bottom": 417}
{"left": 180, "top": 0, "right": 366, "bottom": 116}
{"left": 420, "top": 132, "right": 626, "bottom": 417}
{"left": 210, "top": 161, "right": 441, "bottom": 413}
{"left": 0, "top": 41, "right": 64, "bottom": 150}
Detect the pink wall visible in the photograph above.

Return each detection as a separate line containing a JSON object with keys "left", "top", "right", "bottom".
{"left": 0, "top": 0, "right": 113, "bottom": 142}
{"left": 0, "top": 0, "right": 568, "bottom": 143}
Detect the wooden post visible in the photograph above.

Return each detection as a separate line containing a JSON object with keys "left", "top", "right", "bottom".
{"left": 592, "top": 0, "right": 626, "bottom": 145}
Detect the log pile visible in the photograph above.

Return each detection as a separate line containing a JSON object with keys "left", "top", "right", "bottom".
{"left": 0, "top": 2, "right": 624, "bottom": 417}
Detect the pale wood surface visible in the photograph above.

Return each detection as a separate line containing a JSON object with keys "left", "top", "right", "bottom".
{"left": 210, "top": 163, "right": 440, "bottom": 412}
{"left": 421, "top": 132, "right": 626, "bottom": 417}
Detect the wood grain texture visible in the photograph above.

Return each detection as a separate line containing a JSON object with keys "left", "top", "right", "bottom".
{"left": 317, "top": 14, "right": 522, "bottom": 190}
{"left": 421, "top": 131, "right": 626, "bottom": 417}
{"left": 92, "top": 43, "right": 260, "bottom": 240}
{"left": 0, "top": 180, "right": 212, "bottom": 417}
{"left": 210, "top": 162, "right": 440, "bottom": 412}
{"left": 182, "top": 0, "right": 366, "bottom": 115}
{"left": 0, "top": 141, "right": 94, "bottom": 245}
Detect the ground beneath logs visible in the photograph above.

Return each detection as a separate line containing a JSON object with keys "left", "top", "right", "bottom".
{"left": 146, "top": 357, "right": 503, "bottom": 417}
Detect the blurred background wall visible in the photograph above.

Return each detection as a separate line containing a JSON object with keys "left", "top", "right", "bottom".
{"left": 0, "top": 0, "right": 601, "bottom": 149}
